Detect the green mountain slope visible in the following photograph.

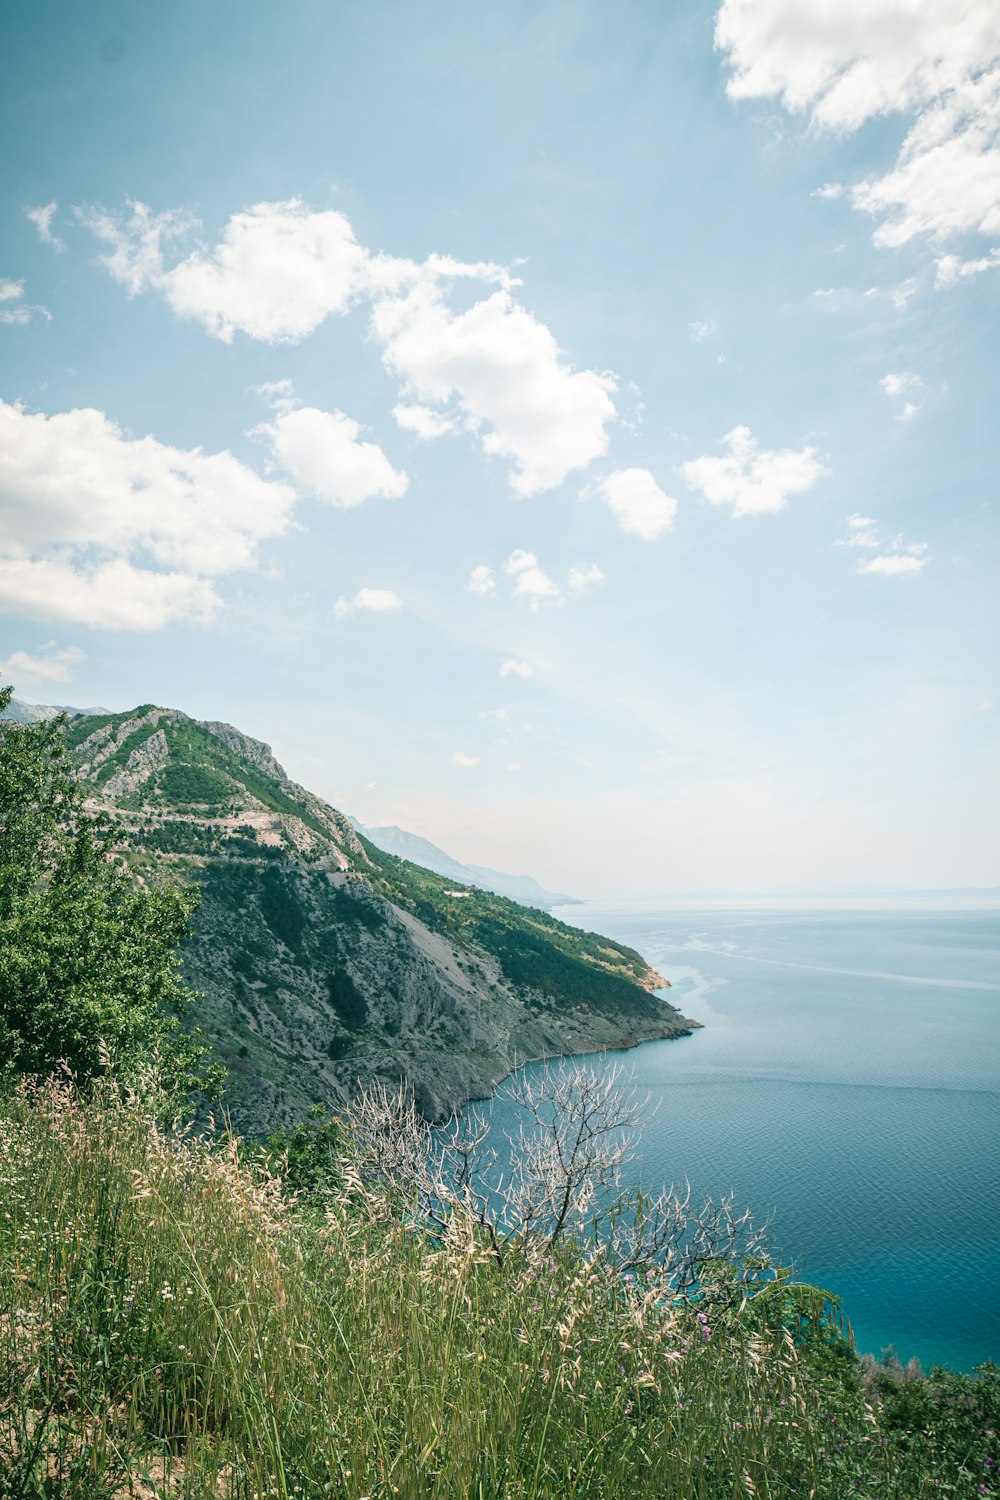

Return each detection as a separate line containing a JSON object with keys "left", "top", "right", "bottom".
{"left": 61, "top": 704, "right": 698, "bottom": 1129}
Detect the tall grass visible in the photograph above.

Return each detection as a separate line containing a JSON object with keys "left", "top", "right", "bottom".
{"left": 1, "top": 1079, "right": 995, "bottom": 1499}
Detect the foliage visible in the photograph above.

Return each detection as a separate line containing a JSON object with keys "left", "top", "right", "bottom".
{"left": 360, "top": 835, "right": 670, "bottom": 1019}
{"left": 0, "top": 685, "right": 222, "bottom": 1106}
{"left": 2, "top": 1079, "right": 997, "bottom": 1499}
{"left": 250, "top": 1103, "right": 345, "bottom": 1195}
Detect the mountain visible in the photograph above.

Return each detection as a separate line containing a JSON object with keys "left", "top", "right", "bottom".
{"left": 23, "top": 703, "right": 698, "bottom": 1131}
{"left": 350, "top": 820, "right": 582, "bottom": 908}
{"left": 4, "top": 695, "right": 110, "bottom": 724}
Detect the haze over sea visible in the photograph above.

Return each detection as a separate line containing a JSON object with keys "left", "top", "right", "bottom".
{"left": 495, "top": 901, "right": 1000, "bottom": 1373}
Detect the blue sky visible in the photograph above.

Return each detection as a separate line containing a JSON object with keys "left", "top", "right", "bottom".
{"left": 1, "top": 0, "right": 997, "bottom": 896}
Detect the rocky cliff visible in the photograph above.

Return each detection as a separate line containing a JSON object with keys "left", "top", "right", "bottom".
{"left": 60, "top": 705, "right": 698, "bottom": 1131}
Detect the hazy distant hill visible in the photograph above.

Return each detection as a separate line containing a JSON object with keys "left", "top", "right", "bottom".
{"left": 351, "top": 819, "right": 581, "bottom": 909}
{"left": 4, "top": 695, "right": 110, "bottom": 724}
{"left": 1, "top": 700, "right": 694, "bottom": 1129}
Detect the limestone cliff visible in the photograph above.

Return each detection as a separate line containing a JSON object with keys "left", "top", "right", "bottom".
{"left": 60, "top": 704, "right": 698, "bottom": 1130}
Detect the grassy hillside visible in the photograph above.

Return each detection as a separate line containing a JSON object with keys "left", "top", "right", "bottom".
{"left": 2, "top": 1080, "right": 996, "bottom": 1499}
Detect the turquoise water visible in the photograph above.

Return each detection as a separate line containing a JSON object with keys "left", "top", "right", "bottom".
{"left": 496, "top": 904, "right": 1000, "bottom": 1372}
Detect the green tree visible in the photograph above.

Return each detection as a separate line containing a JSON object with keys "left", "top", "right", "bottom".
{"left": 0, "top": 686, "right": 222, "bottom": 1104}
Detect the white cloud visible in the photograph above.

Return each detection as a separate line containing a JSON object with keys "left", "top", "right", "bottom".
{"left": 0, "top": 278, "right": 50, "bottom": 327}
{"left": 812, "top": 183, "right": 845, "bottom": 199}
{"left": 689, "top": 319, "right": 717, "bottom": 341}
{"left": 393, "top": 403, "right": 457, "bottom": 438}
{"left": 479, "top": 707, "right": 510, "bottom": 722}
{"left": 716, "top": 0, "right": 1000, "bottom": 266}
{"left": 591, "top": 468, "right": 678, "bottom": 540}
{"left": 333, "top": 587, "right": 404, "bottom": 619}
{"left": 83, "top": 199, "right": 619, "bottom": 495}
{"left": 502, "top": 548, "right": 561, "bottom": 607}
{"left": 0, "top": 557, "right": 221, "bottom": 630}
{"left": 568, "top": 563, "right": 605, "bottom": 592}
{"left": 0, "top": 643, "right": 85, "bottom": 690}
{"left": 881, "top": 371, "right": 922, "bottom": 397}
{"left": 83, "top": 198, "right": 368, "bottom": 342}
{"left": 891, "top": 277, "right": 921, "bottom": 308}
{"left": 881, "top": 370, "right": 924, "bottom": 419}
{"left": 370, "top": 270, "right": 617, "bottom": 496}
{"left": 252, "top": 388, "right": 408, "bottom": 508}
{"left": 0, "top": 399, "right": 294, "bottom": 629}
{"left": 839, "top": 513, "right": 882, "bottom": 549}
{"left": 935, "top": 247, "right": 1000, "bottom": 284}
{"left": 499, "top": 658, "right": 534, "bottom": 678}
{"left": 467, "top": 564, "right": 496, "bottom": 595}
{"left": 856, "top": 551, "right": 928, "bottom": 575}
{"left": 682, "top": 426, "right": 828, "bottom": 517}
{"left": 26, "top": 202, "right": 66, "bottom": 252}
{"left": 451, "top": 750, "right": 480, "bottom": 768}
{"left": 506, "top": 762, "right": 521, "bottom": 772}
{"left": 838, "top": 513, "right": 929, "bottom": 574}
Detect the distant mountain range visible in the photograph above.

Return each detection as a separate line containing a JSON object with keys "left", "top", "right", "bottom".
{"left": 4, "top": 695, "right": 110, "bottom": 723}
{"left": 1, "top": 698, "right": 694, "bottom": 1129}
{"left": 350, "top": 820, "right": 581, "bottom": 910}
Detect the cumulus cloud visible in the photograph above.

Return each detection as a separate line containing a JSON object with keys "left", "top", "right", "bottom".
{"left": 881, "top": 371, "right": 922, "bottom": 397}
{"left": 716, "top": 0, "right": 1000, "bottom": 267}
{"left": 838, "top": 513, "right": 929, "bottom": 574}
{"left": 502, "top": 548, "right": 561, "bottom": 607}
{"left": 371, "top": 270, "right": 617, "bottom": 496}
{"left": 473, "top": 550, "right": 601, "bottom": 607}
{"left": 451, "top": 750, "right": 480, "bottom": 768}
{"left": 82, "top": 198, "right": 368, "bottom": 342}
{"left": 682, "top": 426, "right": 828, "bottom": 517}
{"left": 393, "top": 403, "right": 457, "bottom": 438}
{"left": 0, "top": 643, "right": 85, "bottom": 689}
{"left": 689, "top": 319, "right": 717, "bottom": 341}
{"left": 499, "top": 657, "right": 534, "bottom": 678}
{"left": 0, "top": 399, "right": 295, "bottom": 629}
{"left": 252, "top": 386, "right": 408, "bottom": 508}
{"left": 467, "top": 564, "right": 496, "bottom": 595}
{"left": 857, "top": 551, "right": 928, "bottom": 575}
{"left": 0, "top": 558, "right": 221, "bottom": 630}
{"left": 0, "top": 278, "right": 50, "bottom": 326}
{"left": 568, "top": 563, "right": 605, "bottom": 592}
{"left": 82, "top": 199, "right": 619, "bottom": 495}
{"left": 26, "top": 202, "right": 65, "bottom": 252}
{"left": 590, "top": 468, "right": 678, "bottom": 540}
{"left": 333, "top": 587, "right": 404, "bottom": 619}
{"left": 881, "top": 370, "right": 924, "bottom": 419}
{"left": 935, "top": 247, "right": 1000, "bottom": 284}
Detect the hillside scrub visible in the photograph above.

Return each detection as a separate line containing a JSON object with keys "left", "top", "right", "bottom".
{"left": 2, "top": 1080, "right": 998, "bottom": 1499}
{"left": 0, "top": 687, "right": 219, "bottom": 1105}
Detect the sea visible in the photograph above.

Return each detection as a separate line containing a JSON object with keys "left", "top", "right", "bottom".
{"left": 483, "top": 900, "right": 1000, "bottom": 1373}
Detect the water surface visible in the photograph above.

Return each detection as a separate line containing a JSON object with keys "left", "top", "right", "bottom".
{"left": 498, "top": 905, "right": 1000, "bottom": 1371}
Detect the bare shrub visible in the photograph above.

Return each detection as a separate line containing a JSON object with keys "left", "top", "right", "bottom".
{"left": 342, "top": 1059, "right": 771, "bottom": 1297}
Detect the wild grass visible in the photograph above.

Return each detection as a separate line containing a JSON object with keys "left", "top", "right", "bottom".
{"left": 1, "top": 1079, "right": 996, "bottom": 1499}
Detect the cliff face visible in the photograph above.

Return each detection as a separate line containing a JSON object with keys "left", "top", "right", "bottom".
{"left": 62, "top": 705, "right": 698, "bottom": 1130}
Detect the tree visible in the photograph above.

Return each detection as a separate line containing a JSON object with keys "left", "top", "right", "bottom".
{"left": 343, "top": 1058, "right": 770, "bottom": 1298}
{"left": 0, "top": 686, "right": 221, "bottom": 1104}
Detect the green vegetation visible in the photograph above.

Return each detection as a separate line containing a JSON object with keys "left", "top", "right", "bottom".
{"left": 2, "top": 687, "right": 998, "bottom": 1497}
{"left": 68, "top": 706, "right": 334, "bottom": 839}
{"left": 0, "top": 687, "right": 219, "bottom": 1105}
{"left": 2, "top": 1079, "right": 997, "bottom": 1498}
{"left": 361, "top": 835, "right": 665, "bottom": 1019}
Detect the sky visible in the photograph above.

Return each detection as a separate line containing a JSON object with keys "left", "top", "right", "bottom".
{"left": 0, "top": 0, "right": 998, "bottom": 898}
